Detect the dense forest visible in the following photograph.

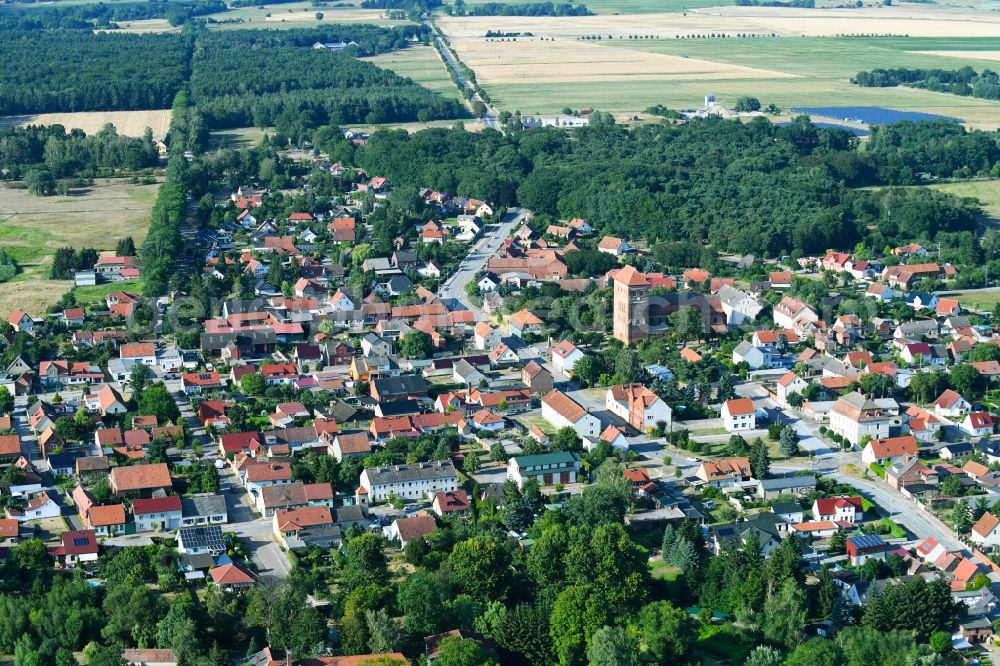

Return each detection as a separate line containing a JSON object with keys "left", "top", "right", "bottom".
{"left": 0, "top": 0, "right": 225, "bottom": 30}
{"left": 190, "top": 42, "right": 466, "bottom": 131}
{"left": 458, "top": 2, "right": 594, "bottom": 16}
{"left": 0, "top": 23, "right": 461, "bottom": 130}
{"left": 0, "top": 32, "right": 190, "bottom": 115}
{"left": 0, "top": 125, "right": 159, "bottom": 177}
{"left": 327, "top": 116, "right": 997, "bottom": 256}
{"left": 853, "top": 66, "right": 1000, "bottom": 101}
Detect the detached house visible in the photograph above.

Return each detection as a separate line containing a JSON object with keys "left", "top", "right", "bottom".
{"left": 605, "top": 383, "right": 672, "bottom": 433}
{"left": 830, "top": 392, "right": 894, "bottom": 446}
{"left": 934, "top": 389, "right": 972, "bottom": 418}
{"left": 551, "top": 339, "right": 585, "bottom": 375}
{"left": 722, "top": 398, "right": 756, "bottom": 432}
{"left": 695, "top": 457, "right": 753, "bottom": 487}
{"left": 971, "top": 511, "right": 1000, "bottom": 548}
{"left": 861, "top": 435, "right": 918, "bottom": 467}
{"left": 507, "top": 451, "right": 581, "bottom": 489}
{"left": 812, "top": 496, "right": 863, "bottom": 523}
{"left": 541, "top": 389, "right": 600, "bottom": 440}
{"left": 776, "top": 371, "right": 808, "bottom": 407}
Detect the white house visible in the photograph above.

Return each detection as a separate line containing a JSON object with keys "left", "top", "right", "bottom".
{"left": 961, "top": 412, "right": 995, "bottom": 438}
{"left": 721, "top": 398, "right": 756, "bottom": 432}
{"left": 477, "top": 273, "right": 500, "bottom": 292}
{"left": 732, "top": 342, "right": 766, "bottom": 370}
{"left": 605, "top": 383, "right": 672, "bottom": 434}
{"left": 934, "top": 389, "right": 972, "bottom": 418}
{"left": 11, "top": 491, "right": 61, "bottom": 522}
{"left": 469, "top": 409, "right": 504, "bottom": 432}
{"left": 971, "top": 511, "right": 1000, "bottom": 548}
{"left": 507, "top": 451, "right": 581, "bottom": 489}
{"left": 831, "top": 392, "right": 893, "bottom": 446}
{"left": 861, "top": 435, "right": 918, "bottom": 466}
{"left": 772, "top": 297, "right": 818, "bottom": 330}
{"left": 131, "top": 496, "right": 183, "bottom": 532}
{"left": 330, "top": 290, "right": 355, "bottom": 311}
{"left": 473, "top": 322, "right": 501, "bottom": 351}
{"left": 812, "top": 496, "right": 863, "bottom": 523}
{"left": 775, "top": 371, "right": 808, "bottom": 408}
{"left": 551, "top": 339, "right": 585, "bottom": 375}
{"left": 541, "top": 389, "right": 601, "bottom": 440}
{"left": 359, "top": 460, "right": 458, "bottom": 503}
{"left": 718, "top": 285, "right": 763, "bottom": 328}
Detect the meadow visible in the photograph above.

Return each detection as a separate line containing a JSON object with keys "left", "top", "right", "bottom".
{"left": 0, "top": 179, "right": 158, "bottom": 313}
{"left": 362, "top": 45, "right": 466, "bottom": 103}
{"left": 203, "top": 4, "right": 412, "bottom": 30}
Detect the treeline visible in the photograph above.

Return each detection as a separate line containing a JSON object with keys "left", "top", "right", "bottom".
{"left": 460, "top": 2, "right": 594, "bottom": 15}
{"left": 191, "top": 46, "right": 466, "bottom": 133}
{"left": 853, "top": 66, "right": 1000, "bottom": 101}
{"left": 50, "top": 247, "right": 99, "bottom": 280}
{"left": 0, "top": 32, "right": 190, "bottom": 115}
{"left": 360, "top": 0, "right": 443, "bottom": 9}
{"left": 0, "top": 125, "right": 159, "bottom": 178}
{"left": 0, "top": 0, "right": 224, "bottom": 30}
{"left": 339, "top": 116, "right": 995, "bottom": 256}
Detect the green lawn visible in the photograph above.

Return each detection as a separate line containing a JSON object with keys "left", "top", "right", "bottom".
{"left": 928, "top": 180, "right": 1000, "bottom": 221}
{"left": 649, "top": 558, "right": 682, "bottom": 581}
{"left": 72, "top": 279, "right": 143, "bottom": 304}
{"left": 946, "top": 289, "right": 1000, "bottom": 312}
{"left": 486, "top": 36, "right": 1000, "bottom": 121}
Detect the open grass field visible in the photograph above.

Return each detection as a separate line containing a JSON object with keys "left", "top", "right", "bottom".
{"left": 363, "top": 45, "right": 466, "bottom": 103}
{"left": 0, "top": 179, "right": 158, "bottom": 314}
{"left": 209, "top": 126, "right": 274, "bottom": 150}
{"left": 0, "top": 109, "right": 172, "bottom": 138}
{"left": 110, "top": 18, "right": 180, "bottom": 33}
{"left": 942, "top": 290, "right": 1000, "bottom": 312}
{"left": 927, "top": 180, "right": 1000, "bottom": 220}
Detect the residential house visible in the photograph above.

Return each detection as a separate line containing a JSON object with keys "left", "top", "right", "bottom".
{"left": 522, "top": 362, "right": 554, "bottom": 395}
{"left": 181, "top": 494, "right": 228, "bottom": 527}
{"left": 109, "top": 463, "right": 172, "bottom": 496}
{"left": 384, "top": 515, "right": 438, "bottom": 548}
{"left": 971, "top": 511, "right": 1000, "bottom": 548}
{"left": 54, "top": 529, "right": 98, "bottom": 567}
{"left": 722, "top": 398, "right": 756, "bottom": 432}
{"left": 358, "top": 460, "right": 459, "bottom": 503}
{"left": 329, "top": 432, "right": 372, "bottom": 462}
{"left": 209, "top": 563, "right": 256, "bottom": 591}
{"left": 132, "top": 495, "right": 183, "bottom": 532}
{"left": 772, "top": 297, "right": 818, "bottom": 331}
{"left": 718, "top": 285, "right": 762, "bottom": 327}
{"left": 695, "top": 457, "right": 753, "bottom": 487}
{"left": 541, "top": 389, "right": 600, "bottom": 440}
{"left": 776, "top": 372, "right": 808, "bottom": 408}
{"left": 934, "top": 389, "right": 972, "bottom": 418}
{"left": 507, "top": 451, "right": 581, "bottom": 489}
{"left": 812, "top": 496, "right": 863, "bottom": 523}
{"left": 846, "top": 534, "right": 887, "bottom": 565}
{"left": 176, "top": 525, "right": 226, "bottom": 555}
{"left": 757, "top": 475, "right": 817, "bottom": 499}
{"left": 961, "top": 412, "right": 995, "bottom": 438}
{"left": 861, "top": 435, "right": 918, "bottom": 466}
{"left": 830, "top": 392, "right": 894, "bottom": 446}
{"left": 432, "top": 490, "right": 470, "bottom": 517}
{"left": 605, "top": 383, "right": 672, "bottom": 433}
{"left": 508, "top": 310, "right": 544, "bottom": 338}
{"left": 551, "top": 339, "right": 585, "bottom": 375}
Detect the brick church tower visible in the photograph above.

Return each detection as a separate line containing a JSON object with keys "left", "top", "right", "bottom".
{"left": 613, "top": 266, "right": 649, "bottom": 345}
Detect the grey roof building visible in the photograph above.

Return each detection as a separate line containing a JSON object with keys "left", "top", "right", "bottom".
{"left": 360, "top": 460, "right": 459, "bottom": 503}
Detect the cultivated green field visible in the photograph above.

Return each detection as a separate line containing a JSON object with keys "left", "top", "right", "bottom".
{"left": 363, "top": 45, "right": 466, "bottom": 104}
{"left": 446, "top": 0, "right": 725, "bottom": 14}
{"left": 928, "top": 180, "right": 1000, "bottom": 221}
{"left": 483, "top": 35, "right": 1000, "bottom": 122}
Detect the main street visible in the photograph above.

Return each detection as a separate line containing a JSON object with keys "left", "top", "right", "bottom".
{"left": 438, "top": 206, "right": 529, "bottom": 316}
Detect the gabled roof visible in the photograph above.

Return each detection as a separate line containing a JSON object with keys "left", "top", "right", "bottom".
{"left": 723, "top": 398, "right": 754, "bottom": 416}
{"left": 973, "top": 511, "right": 1000, "bottom": 539}
{"left": 541, "top": 389, "right": 587, "bottom": 423}
{"left": 210, "top": 562, "right": 256, "bottom": 585}
{"left": 866, "top": 435, "right": 917, "bottom": 459}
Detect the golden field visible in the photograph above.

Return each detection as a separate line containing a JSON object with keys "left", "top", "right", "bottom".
{"left": 0, "top": 110, "right": 172, "bottom": 138}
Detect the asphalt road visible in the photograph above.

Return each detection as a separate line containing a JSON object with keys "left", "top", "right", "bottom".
{"left": 438, "top": 207, "right": 528, "bottom": 316}
{"left": 426, "top": 21, "right": 499, "bottom": 130}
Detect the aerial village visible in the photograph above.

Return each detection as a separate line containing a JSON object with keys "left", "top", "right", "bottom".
{"left": 4, "top": 159, "right": 1000, "bottom": 664}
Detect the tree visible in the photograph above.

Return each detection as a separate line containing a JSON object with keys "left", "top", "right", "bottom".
{"left": 949, "top": 363, "right": 982, "bottom": 399}
{"left": 551, "top": 427, "right": 582, "bottom": 452}
{"left": 859, "top": 372, "right": 895, "bottom": 399}
{"left": 400, "top": 331, "right": 434, "bottom": 359}
{"left": 476, "top": 602, "right": 555, "bottom": 666}
{"left": 566, "top": 484, "right": 629, "bottom": 526}
{"left": 784, "top": 639, "right": 842, "bottom": 666}
{"left": 342, "top": 532, "right": 389, "bottom": 589}
{"left": 939, "top": 473, "right": 961, "bottom": 497}
{"left": 761, "top": 578, "right": 806, "bottom": 649}
{"left": 241, "top": 372, "right": 265, "bottom": 396}
{"left": 734, "top": 96, "right": 762, "bottom": 112}
{"left": 572, "top": 355, "right": 602, "bottom": 388}
{"left": 116, "top": 236, "right": 136, "bottom": 256}
{"left": 928, "top": 631, "right": 951, "bottom": 655}
{"left": 743, "top": 646, "right": 784, "bottom": 666}
{"left": 637, "top": 601, "right": 696, "bottom": 663}
{"left": 778, "top": 426, "right": 800, "bottom": 457}
{"left": 549, "top": 584, "right": 611, "bottom": 666}
{"left": 366, "top": 608, "right": 402, "bottom": 654}
{"left": 489, "top": 442, "right": 507, "bottom": 463}
{"left": 129, "top": 362, "right": 149, "bottom": 396}
{"left": 463, "top": 452, "right": 480, "bottom": 474}
{"left": 586, "top": 626, "right": 639, "bottom": 666}
{"left": 670, "top": 306, "right": 702, "bottom": 342}
{"left": 614, "top": 348, "right": 642, "bottom": 384}
{"left": 138, "top": 384, "right": 180, "bottom": 423}
{"left": 0, "top": 386, "right": 13, "bottom": 416}
{"left": 749, "top": 437, "right": 770, "bottom": 479}
{"left": 434, "top": 635, "right": 500, "bottom": 666}
{"left": 446, "top": 535, "right": 513, "bottom": 602}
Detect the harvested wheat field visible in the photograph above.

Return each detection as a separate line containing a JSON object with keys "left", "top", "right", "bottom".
{"left": 109, "top": 18, "right": 180, "bottom": 33}
{"left": 439, "top": 6, "right": 1000, "bottom": 40}
{"left": 0, "top": 110, "right": 172, "bottom": 138}
{"left": 0, "top": 279, "right": 74, "bottom": 318}
{"left": 448, "top": 38, "right": 796, "bottom": 85}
